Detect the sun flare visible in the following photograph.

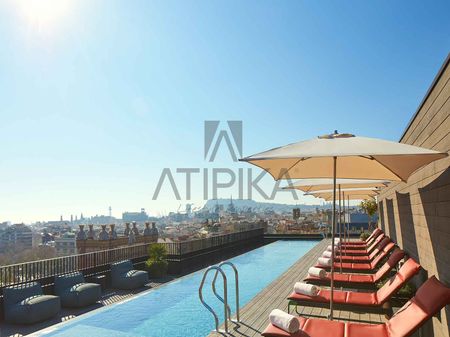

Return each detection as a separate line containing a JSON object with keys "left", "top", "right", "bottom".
{"left": 16, "top": 0, "right": 72, "bottom": 32}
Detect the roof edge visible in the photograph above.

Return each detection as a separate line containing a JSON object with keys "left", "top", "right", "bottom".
{"left": 400, "top": 52, "right": 450, "bottom": 141}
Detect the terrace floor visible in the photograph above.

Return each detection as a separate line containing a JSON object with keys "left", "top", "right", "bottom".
{"left": 0, "top": 277, "right": 175, "bottom": 337}
{"left": 208, "top": 238, "right": 394, "bottom": 337}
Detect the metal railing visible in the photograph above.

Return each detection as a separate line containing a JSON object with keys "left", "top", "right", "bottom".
{"left": 0, "top": 228, "right": 263, "bottom": 288}
{"left": 199, "top": 261, "right": 240, "bottom": 333}
{"left": 199, "top": 266, "right": 229, "bottom": 333}
{"left": 212, "top": 261, "right": 240, "bottom": 323}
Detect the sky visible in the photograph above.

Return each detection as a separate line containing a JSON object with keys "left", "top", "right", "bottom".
{"left": 0, "top": 0, "right": 449, "bottom": 223}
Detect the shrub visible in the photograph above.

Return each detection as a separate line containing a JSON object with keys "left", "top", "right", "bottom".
{"left": 145, "top": 244, "right": 168, "bottom": 278}
{"left": 360, "top": 232, "right": 370, "bottom": 241}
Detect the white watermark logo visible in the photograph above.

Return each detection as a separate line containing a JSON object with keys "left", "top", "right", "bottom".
{"left": 152, "top": 121, "right": 298, "bottom": 201}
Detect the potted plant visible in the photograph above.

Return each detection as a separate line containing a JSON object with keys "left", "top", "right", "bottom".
{"left": 145, "top": 243, "right": 168, "bottom": 278}
{"left": 360, "top": 232, "right": 370, "bottom": 241}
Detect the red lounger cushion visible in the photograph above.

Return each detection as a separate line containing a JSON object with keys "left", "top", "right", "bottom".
{"left": 262, "top": 317, "right": 345, "bottom": 337}
{"left": 304, "top": 249, "right": 405, "bottom": 284}
{"left": 288, "top": 289, "right": 378, "bottom": 306}
{"left": 295, "top": 258, "right": 420, "bottom": 307}
{"left": 263, "top": 276, "right": 450, "bottom": 337}
{"left": 314, "top": 262, "right": 372, "bottom": 270}
{"left": 386, "top": 276, "right": 450, "bottom": 337}
{"left": 345, "top": 323, "right": 388, "bottom": 337}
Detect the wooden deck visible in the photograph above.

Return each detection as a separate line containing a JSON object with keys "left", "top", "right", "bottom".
{"left": 208, "top": 239, "right": 386, "bottom": 337}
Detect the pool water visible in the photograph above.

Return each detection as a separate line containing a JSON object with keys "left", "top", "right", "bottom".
{"left": 36, "top": 240, "right": 319, "bottom": 337}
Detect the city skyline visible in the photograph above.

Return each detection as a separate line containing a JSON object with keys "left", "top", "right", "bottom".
{"left": 1, "top": 0, "right": 449, "bottom": 223}
{"left": 3, "top": 198, "right": 337, "bottom": 225}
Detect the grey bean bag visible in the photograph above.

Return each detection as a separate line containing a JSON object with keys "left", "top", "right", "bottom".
{"left": 54, "top": 272, "right": 101, "bottom": 308}
{"left": 111, "top": 260, "right": 149, "bottom": 290}
{"left": 3, "top": 282, "right": 60, "bottom": 324}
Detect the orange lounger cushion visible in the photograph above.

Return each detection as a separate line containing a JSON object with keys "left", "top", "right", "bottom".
{"left": 335, "top": 240, "right": 394, "bottom": 263}
{"left": 264, "top": 276, "right": 450, "bottom": 337}
{"left": 337, "top": 235, "right": 386, "bottom": 255}
{"left": 314, "top": 262, "right": 372, "bottom": 270}
{"left": 288, "top": 288, "right": 378, "bottom": 306}
{"left": 305, "top": 249, "right": 405, "bottom": 285}
{"left": 316, "top": 242, "right": 395, "bottom": 271}
{"left": 262, "top": 316, "right": 387, "bottom": 337}
{"left": 293, "top": 258, "right": 421, "bottom": 308}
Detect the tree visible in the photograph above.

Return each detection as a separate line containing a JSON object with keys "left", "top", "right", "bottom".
{"left": 360, "top": 199, "right": 378, "bottom": 231}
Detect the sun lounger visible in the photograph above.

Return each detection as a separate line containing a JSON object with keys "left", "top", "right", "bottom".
{"left": 334, "top": 239, "right": 394, "bottom": 263}
{"left": 340, "top": 228, "right": 383, "bottom": 247}
{"left": 335, "top": 234, "right": 386, "bottom": 255}
{"left": 262, "top": 276, "right": 450, "bottom": 337}
{"left": 289, "top": 258, "right": 420, "bottom": 315}
{"left": 305, "top": 249, "right": 405, "bottom": 289}
{"left": 315, "top": 241, "right": 396, "bottom": 273}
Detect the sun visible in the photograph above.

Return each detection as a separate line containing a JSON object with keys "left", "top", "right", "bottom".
{"left": 16, "top": 0, "right": 72, "bottom": 32}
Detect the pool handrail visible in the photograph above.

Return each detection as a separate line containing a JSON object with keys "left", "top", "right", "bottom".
{"left": 198, "top": 266, "right": 229, "bottom": 333}
{"left": 212, "top": 261, "right": 240, "bottom": 322}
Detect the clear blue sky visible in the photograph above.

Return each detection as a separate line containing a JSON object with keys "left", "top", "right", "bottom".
{"left": 0, "top": 0, "right": 449, "bottom": 223}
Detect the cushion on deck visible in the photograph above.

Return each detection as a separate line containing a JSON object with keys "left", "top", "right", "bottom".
{"left": 3, "top": 282, "right": 61, "bottom": 324}
{"left": 61, "top": 283, "right": 101, "bottom": 307}
{"left": 335, "top": 255, "right": 371, "bottom": 262}
{"left": 262, "top": 317, "right": 309, "bottom": 337}
{"left": 386, "top": 276, "right": 450, "bottom": 337}
{"left": 302, "top": 317, "right": 345, "bottom": 336}
{"left": 111, "top": 260, "right": 149, "bottom": 290}
{"left": 3, "top": 282, "right": 43, "bottom": 307}
{"left": 289, "top": 289, "right": 349, "bottom": 305}
{"left": 348, "top": 274, "right": 375, "bottom": 283}
{"left": 313, "top": 262, "right": 372, "bottom": 270}
{"left": 289, "top": 287, "right": 380, "bottom": 307}
{"left": 304, "top": 272, "right": 375, "bottom": 284}
{"left": 336, "top": 248, "right": 368, "bottom": 255}
{"left": 373, "top": 249, "right": 405, "bottom": 282}
{"left": 387, "top": 249, "right": 405, "bottom": 268}
{"left": 5, "top": 294, "right": 60, "bottom": 324}
{"left": 346, "top": 291, "right": 378, "bottom": 305}
{"left": 376, "top": 258, "right": 420, "bottom": 304}
{"left": 337, "top": 262, "right": 372, "bottom": 270}
{"left": 345, "top": 322, "right": 388, "bottom": 337}
{"left": 55, "top": 272, "right": 101, "bottom": 308}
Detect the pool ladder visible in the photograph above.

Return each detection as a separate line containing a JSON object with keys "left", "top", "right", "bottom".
{"left": 198, "top": 261, "right": 240, "bottom": 334}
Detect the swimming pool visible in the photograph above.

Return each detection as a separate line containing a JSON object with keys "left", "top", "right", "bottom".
{"left": 34, "top": 240, "right": 319, "bottom": 337}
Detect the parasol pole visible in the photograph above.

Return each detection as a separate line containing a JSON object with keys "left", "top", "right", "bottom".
{"left": 339, "top": 184, "right": 342, "bottom": 273}
{"left": 347, "top": 195, "right": 350, "bottom": 245}
{"left": 329, "top": 156, "right": 337, "bottom": 320}
{"left": 342, "top": 191, "right": 346, "bottom": 255}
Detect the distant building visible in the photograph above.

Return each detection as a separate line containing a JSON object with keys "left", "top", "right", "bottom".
{"left": 293, "top": 208, "right": 301, "bottom": 220}
{"left": 122, "top": 208, "right": 149, "bottom": 223}
{"left": 0, "top": 223, "right": 33, "bottom": 252}
{"left": 54, "top": 232, "right": 77, "bottom": 256}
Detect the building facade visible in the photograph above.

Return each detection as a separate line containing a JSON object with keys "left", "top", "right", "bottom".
{"left": 54, "top": 232, "right": 77, "bottom": 256}
{"left": 377, "top": 54, "right": 450, "bottom": 337}
{"left": 0, "top": 224, "right": 33, "bottom": 253}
